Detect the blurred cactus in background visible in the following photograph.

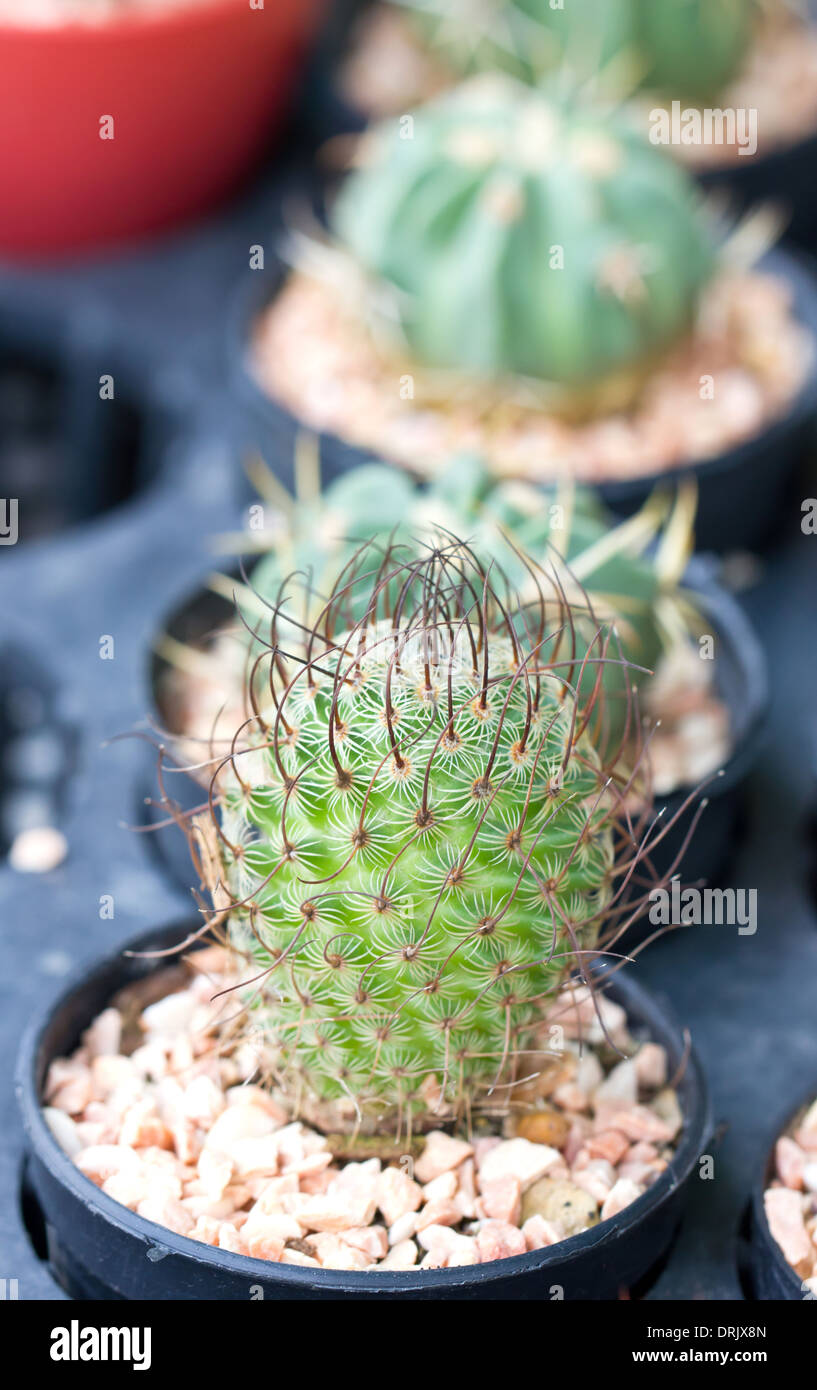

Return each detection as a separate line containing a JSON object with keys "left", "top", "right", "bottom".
{"left": 331, "top": 76, "right": 714, "bottom": 409}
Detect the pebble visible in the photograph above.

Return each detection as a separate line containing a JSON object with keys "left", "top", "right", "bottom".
{"left": 520, "top": 1178, "right": 599, "bottom": 1236}
{"left": 9, "top": 825, "right": 68, "bottom": 874}
{"left": 414, "top": 1131, "right": 473, "bottom": 1183}
{"left": 764, "top": 1187, "right": 814, "bottom": 1277}
{"left": 378, "top": 1239, "right": 418, "bottom": 1269}
{"left": 601, "top": 1178, "right": 645, "bottom": 1221}
{"left": 477, "top": 1137, "right": 560, "bottom": 1190}
{"left": 377, "top": 1165, "right": 423, "bottom": 1226}
{"left": 514, "top": 1110, "right": 570, "bottom": 1149}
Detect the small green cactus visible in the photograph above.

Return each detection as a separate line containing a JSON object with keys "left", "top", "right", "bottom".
{"left": 391, "top": 0, "right": 754, "bottom": 99}
{"left": 234, "top": 455, "right": 696, "bottom": 750}
{"left": 209, "top": 534, "right": 648, "bottom": 1134}
{"left": 332, "top": 76, "right": 714, "bottom": 393}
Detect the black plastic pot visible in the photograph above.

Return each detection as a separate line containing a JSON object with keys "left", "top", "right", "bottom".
{"left": 17, "top": 920, "right": 710, "bottom": 1301}
{"left": 748, "top": 1081, "right": 817, "bottom": 1301}
{"left": 230, "top": 245, "right": 817, "bottom": 555}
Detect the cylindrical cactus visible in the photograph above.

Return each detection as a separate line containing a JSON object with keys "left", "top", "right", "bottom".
{"left": 201, "top": 534, "right": 658, "bottom": 1136}
{"left": 332, "top": 76, "right": 714, "bottom": 394}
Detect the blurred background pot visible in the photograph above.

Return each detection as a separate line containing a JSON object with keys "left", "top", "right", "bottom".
{"left": 0, "top": 0, "right": 327, "bottom": 259}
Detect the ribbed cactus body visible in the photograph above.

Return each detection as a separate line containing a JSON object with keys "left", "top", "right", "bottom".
{"left": 216, "top": 549, "right": 619, "bottom": 1129}
{"left": 635, "top": 0, "right": 752, "bottom": 100}
{"left": 333, "top": 77, "right": 714, "bottom": 388}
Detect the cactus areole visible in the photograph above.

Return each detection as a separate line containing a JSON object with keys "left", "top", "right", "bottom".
{"left": 333, "top": 77, "right": 715, "bottom": 392}
{"left": 201, "top": 536, "right": 651, "bottom": 1136}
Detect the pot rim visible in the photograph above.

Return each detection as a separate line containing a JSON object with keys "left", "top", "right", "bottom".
{"left": 17, "top": 920, "right": 711, "bottom": 1295}
{"left": 750, "top": 1076, "right": 817, "bottom": 1299}
{"left": 229, "top": 240, "right": 817, "bottom": 507}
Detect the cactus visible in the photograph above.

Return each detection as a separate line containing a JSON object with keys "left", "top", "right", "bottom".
{"left": 332, "top": 76, "right": 714, "bottom": 396}
{"left": 233, "top": 455, "right": 697, "bottom": 750}
{"left": 391, "top": 0, "right": 754, "bottom": 99}
{"left": 631, "top": 0, "right": 753, "bottom": 101}
{"left": 196, "top": 523, "right": 673, "bottom": 1137}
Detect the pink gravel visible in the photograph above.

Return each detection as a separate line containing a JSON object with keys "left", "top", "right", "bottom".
{"left": 764, "top": 1098, "right": 817, "bottom": 1291}
{"left": 43, "top": 953, "right": 682, "bottom": 1274}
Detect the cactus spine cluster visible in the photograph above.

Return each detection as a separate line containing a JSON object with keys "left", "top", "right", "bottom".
{"left": 207, "top": 536, "right": 648, "bottom": 1134}
{"left": 393, "top": 0, "right": 754, "bottom": 100}
{"left": 332, "top": 76, "right": 714, "bottom": 392}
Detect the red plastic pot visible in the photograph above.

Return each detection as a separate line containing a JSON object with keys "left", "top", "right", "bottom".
{"left": 0, "top": 0, "right": 326, "bottom": 259}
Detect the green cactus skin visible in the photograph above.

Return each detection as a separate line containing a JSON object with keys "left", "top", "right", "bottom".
{"left": 392, "top": 0, "right": 754, "bottom": 99}
{"left": 634, "top": 0, "right": 753, "bottom": 102}
{"left": 332, "top": 77, "right": 714, "bottom": 389}
{"left": 212, "top": 540, "right": 634, "bottom": 1133}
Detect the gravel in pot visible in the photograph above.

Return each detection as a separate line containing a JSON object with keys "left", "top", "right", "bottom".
{"left": 18, "top": 921, "right": 711, "bottom": 1300}
{"left": 750, "top": 1083, "right": 817, "bottom": 1301}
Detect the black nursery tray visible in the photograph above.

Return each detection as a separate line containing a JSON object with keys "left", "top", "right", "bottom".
{"left": 1, "top": 140, "right": 816, "bottom": 1303}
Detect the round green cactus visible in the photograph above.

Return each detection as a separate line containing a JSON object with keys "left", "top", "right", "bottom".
{"left": 209, "top": 538, "right": 640, "bottom": 1133}
{"left": 332, "top": 76, "right": 714, "bottom": 391}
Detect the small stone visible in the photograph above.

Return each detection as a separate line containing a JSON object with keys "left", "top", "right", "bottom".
{"left": 521, "top": 1214, "right": 561, "bottom": 1250}
{"left": 414, "top": 1197, "right": 461, "bottom": 1231}
{"left": 586, "top": 1129, "right": 630, "bottom": 1166}
{"left": 190, "top": 1215, "right": 221, "bottom": 1247}
{"left": 204, "top": 1104, "right": 277, "bottom": 1152}
{"left": 378, "top": 1239, "right": 418, "bottom": 1269}
{"left": 82, "top": 1008, "right": 122, "bottom": 1060}
{"left": 634, "top": 1043, "right": 668, "bottom": 1091}
{"left": 225, "top": 1085, "right": 287, "bottom": 1125}
{"left": 280, "top": 1248, "right": 320, "bottom": 1268}
{"left": 414, "top": 1131, "right": 473, "bottom": 1183}
{"left": 521, "top": 1177, "right": 599, "bottom": 1236}
{"left": 388, "top": 1210, "right": 419, "bottom": 1245}
{"left": 309, "top": 1233, "right": 371, "bottom": 1270}
{"left": 475, "top": 1219, "right": 526, "bottom": 1264}
{"left": 76, "top": 1144, "right": 139, "bottom": 1186}
{"left": 137, "top": 1195, "right": 194, "bottom": 1236}
{"left": 478, "top": 1175, "right": 521, "bottom": 1225}
{"left": 220, "top": 1135, "right": 281, "bottom": 1179}
{"left": 514, "top": 1110, "right": 570, "bottom": 1149}
{"left": 217, "top": 1224, "right": 245, "bottom": 1254}
{"left": 595, "top": 1059, "right": 638, "bottom": 1105}
{"left": 141, "top": 990, "right": 197, "bottom": 1038}
{"left": 42, "top": 1107, "right": 82, "bottom": 1158}
{"left": 422, "top": 1171, "right": 458, "bottom": 1204}
{"left": 419, "top": 1226, "right": 479, "bottom": 1268}
{"left": 478, "top": 1137, "right": 560, "bottom": 1191}
{"left": 601, "top": 1177, "right": 645, "bottom": 1221}
{"left": 765, "top": 1187, "right": 814, "bottom": 1276}
{"left": 342, "top": 1225, "right": 389, "bottom": 1260}
{"left": 198, "top": 1147, "right": 234, "bottom": 1200}
{"left": 571, "top": 1159, "right": 616, "bottom": 1204}
{"left": 776, "top": 1136, "right": 806, "bottom": 1190}
{"left": 296, "top": 1194, "right": 377, "bottom": 1233}
{"left": 183, "top": 1075, "right": 226, "bottom": 1127}
{"left": 593, "top": 1101, "right": 675, "bottom": 1144}
{"left": 9, "top": 825, "right": 68, "bottom": 874}
{"left": 376, "top": 1167, "right": 423, "bottom": 1228}
{"left": 802, "top": 1163, "right": 817, "bottom": 1194}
